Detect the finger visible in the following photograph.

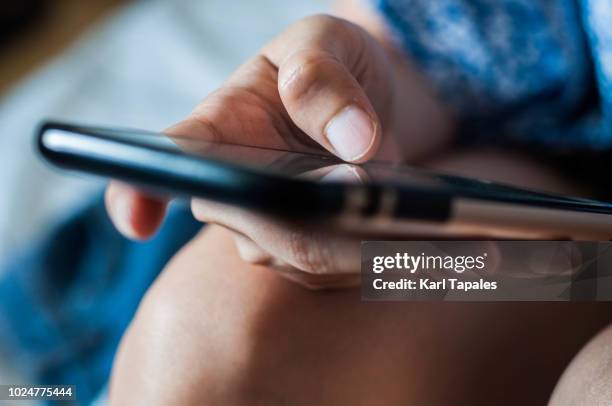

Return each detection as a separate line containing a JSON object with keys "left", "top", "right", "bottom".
{"left": 105, "top": 182, "right": 167, "bottom": 240}
{"left": 192, "top": 161, "right": 368, "bottom": 274}
{"left": 263, "top": 15, "right": 390, "bottom": 163}
{"left": 230, "top": 227, "right": 359, "bottom": 288}
{"left": 230, "top": 227, "right": 359, "bottom": 289}
{"left": 193, "top": 199, "right": 361, "bottom": 274}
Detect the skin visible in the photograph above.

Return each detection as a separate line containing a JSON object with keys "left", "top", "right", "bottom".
{"left": 549, "top": 324, "right": 612, "bottom": 406}
{"left": 104, "top": 2, "right": 612, "bottom": 405}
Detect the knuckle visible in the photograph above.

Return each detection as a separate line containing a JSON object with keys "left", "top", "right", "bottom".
{"left": 279, "top": 50, "right": 339, "bottom": 103}
{"left": 301, "top": 14, "right": 345, "bottom": 35}
{"left": 287, "top": 229, "right": 335, "bottom": 274}
{"left": 305, "top": 14, "right": 358, "bottom": 48}
{"left": 184, "top": 112, "right": 224, "bottom": 144}
{"left": 278, "top": 15, "right": 360, "bottom": 105}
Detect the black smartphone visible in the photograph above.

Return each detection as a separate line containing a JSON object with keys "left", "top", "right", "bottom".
{"left": 37, "top": 121, "right": 612, "bottom": 239}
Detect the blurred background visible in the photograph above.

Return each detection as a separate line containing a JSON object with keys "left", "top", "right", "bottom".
{"left": 0, "top": 0, "right": 326, "bottom": 403}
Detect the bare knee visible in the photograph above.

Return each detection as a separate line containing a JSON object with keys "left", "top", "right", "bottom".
{"left": 108, "top": 226, "right": 400, "bottom": 405}
{"left": 549, "top": 324, "right": 612, "bottom": 406}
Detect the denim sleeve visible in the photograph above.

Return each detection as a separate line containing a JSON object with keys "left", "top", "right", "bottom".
{"left": 370, "top": 0, "right": 612, "bottom": 150}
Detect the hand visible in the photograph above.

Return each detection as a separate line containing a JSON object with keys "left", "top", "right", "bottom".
{"left": 105, "top": 13, "right": 453, "bottom": 288}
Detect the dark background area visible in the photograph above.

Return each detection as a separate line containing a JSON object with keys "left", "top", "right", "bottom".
{"left": 0, "top": 0, "right": 125, "bottom": 94}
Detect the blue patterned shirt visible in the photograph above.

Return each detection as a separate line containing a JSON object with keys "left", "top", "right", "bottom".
{"left": 373, "top": 0, "right": 612, "bottom": 150}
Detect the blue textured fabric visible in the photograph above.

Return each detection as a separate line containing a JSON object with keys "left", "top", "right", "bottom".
{"left": 0, "top": 197, "right": 201, "bottom": 404}
{"left": 373, "top": 0, "right": 612, "bottom": 149}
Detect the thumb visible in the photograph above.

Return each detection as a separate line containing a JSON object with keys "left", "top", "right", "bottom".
{"left": 263, "top": 15, "right": 390, "bottom": 163}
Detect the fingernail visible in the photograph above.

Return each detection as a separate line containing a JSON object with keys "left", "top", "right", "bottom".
{"left": 110, "top": 191, "right": 135, "bottom": 238}
{"left": 325, "top": 106, "right": 376, "bottom": 161}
